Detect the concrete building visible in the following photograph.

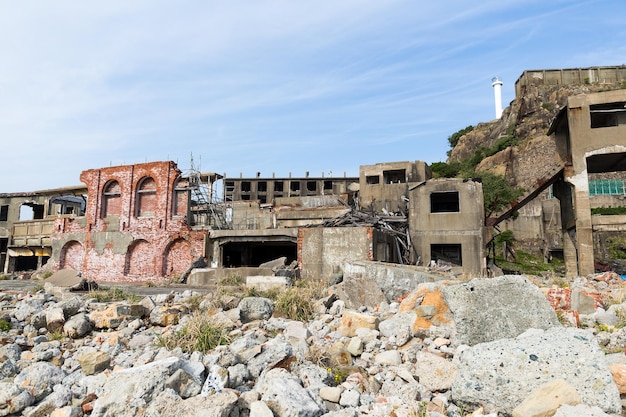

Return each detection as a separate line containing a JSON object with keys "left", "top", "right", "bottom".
{"left": 359, "top": 161, "right": 431, "bottom": 213}
{"left": 49, "top": 161, "right": 218, "bottom": 281}
{"left": 409, "top": 178, "right": 486, "bottom": 275}
{"left": 548, "top": 89, "right": 626, "bottom": 276}
{"left": 223, "top": 174, "right": 358, "bottom": 204}
{"left": 0, "top": 186, "right": 87, "bottom": 274}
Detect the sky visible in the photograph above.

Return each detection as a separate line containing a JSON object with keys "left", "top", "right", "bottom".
{"left": 1, "top": 0, "right": 625, "bottom": 193}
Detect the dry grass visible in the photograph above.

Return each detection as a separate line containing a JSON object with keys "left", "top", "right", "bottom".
{"left": 155, "top": 311, "right": 232, "bottom": 353}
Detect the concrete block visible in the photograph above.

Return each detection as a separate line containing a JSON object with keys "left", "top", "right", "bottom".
{"left": 246, "top": 275, "right": 290, "bottom": 291}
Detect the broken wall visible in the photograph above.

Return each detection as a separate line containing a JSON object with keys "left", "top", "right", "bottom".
{"left": 409, "top": 178, "right": 485, "bottom": 275}
{"left": 50, "top": 161, "right": 205, "bottom": 282}
{"left": 298, "top": 226, "right": 374, "bottom": 281}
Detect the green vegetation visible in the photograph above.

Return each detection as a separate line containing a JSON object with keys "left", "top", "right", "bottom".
{"left": 495, "top": 249, "right": 565, "bottom": 275}
{"left": 275, "top": 287, "right": 315, "bottom": 321}
{"left": 494, "top": 229, "right": 515, "bottom": 246}
{"left": 0, "top": 274, "right": 10, "bottom": 281}
{"left": 155, "top": 311, "right": 232, "bottom": 353}
{"left": 479, "top": 172, "right": 524, "bottom": 217}
{"left": 541, "top": 102, "right": 554, "bottom": 111}
{"left": 89, "top": 287, "right": 140, "bottom": 303}
{"left": 605, "top": 235, "right": 626, "bottom": 260}
{"left": 0, "top": 319, "right": 11, "bottom": 332}
{"left": 447, "top": 125, "right": 474, "bottom": 149}
{"left": 591, "top": 206, "right": 626, "bottom": 215}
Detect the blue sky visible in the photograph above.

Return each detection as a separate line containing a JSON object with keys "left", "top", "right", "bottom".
{"left": 1, "top": 0, "right": 625, "bottom": 193}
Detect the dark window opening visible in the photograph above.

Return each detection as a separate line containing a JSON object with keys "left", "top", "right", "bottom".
{"left": 430, "top": 191, "right": 460, "bottom": 213}
{"left": 14, "top": 256, "right": 49, "bottom": 272}
{"left": 0, "top": 205, "right": 8, "bottom": 221}
{"left": 383, "top": 169, "right": 406, "bottom": 184}
{"left": 290, "top": 181, "right": 300, "bottom": 192}
{"left": 431, "top": 244, "right": 462, "bottom": 266}
{"left": 274, "top": 181, "right": 284, "bottom": 192}
{"left": 241, "top": 181, "right": 251, "bottom": 192}
{"left": 223, "top": 241, "right": 297, "bottom": 267}
{"left": 0, "top": 238, "right": 7, "bottom": 252}
{"left": 366, "top": 175, "right": 380, "bottom": 185}
{"left": 241, "top": 195, "right": 251, "bottom": 201}
{"left": 259, "top": 195, "right": 267, "bottom": 204}
{"left": 307, "top": 181, "right": 317, "bottom": 192}
{"left": 323, "top": 180, "right": 333, "bottom": 190}
{"left": 590, "top": 102, "right": 626, "bottom": 128}
{"left": 258, "top": 181, "right": 267, "bottom": 192}
{"left": 225, "top": 181, "right": 235, "bottom": 191}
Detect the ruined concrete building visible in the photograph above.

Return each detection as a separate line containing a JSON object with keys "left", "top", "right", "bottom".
{"left": 3, "top": 67, "right": 623, "bottom": 282}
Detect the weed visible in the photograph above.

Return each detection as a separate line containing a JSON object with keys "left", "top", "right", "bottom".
{"left": 40, "top": 271, "right": 53, "bottom": 279}
{"left": 89, "top": 287, "right": 140, "bottom": 303}
{"left": 0, "top": 319, "right": 11, "bottom": 332}
{"left": 218, "top": 274, "right": 243, "bottom": 287}
{"left": 541, "top": 102, "right": 554, "bottom": 111}
{"left": 30, "top": 284, "right": 44, "bottom": 294}
{"left": 0, "top": 274, "right": 10, "bottom": 281}
{"left": 48, "top": 329, "right": 65, "bottom": 341}
{"left": 551, "top": 276, "right": 570, "bottom": 288}
{"left": 306, "top": 344, "right": 330, "bottom": 367}
{"left": 275, "top": 287, "right": 315, "bottom": 321}
{"left": 186, "top": 295, "right": 204, "bottom": 311}
{"left": 155, "top": 311, "right": 233, "bottom": 353}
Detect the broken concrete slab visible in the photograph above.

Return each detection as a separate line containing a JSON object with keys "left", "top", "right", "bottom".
{"left": 258, "top": 257, "right": 287, "bottom": 270}
{"left": 44, "top": 269, "right": 98, "bottom": 292}
{"left": 246, "top": 276, "right": 291, "bottom": 292}
{"left": 442, "top": 275, "right": 560, "bottom": 346}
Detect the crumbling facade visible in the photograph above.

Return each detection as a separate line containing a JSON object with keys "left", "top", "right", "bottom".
{"left": 359, "top": 161, "right": 431, "bottom": 212}
{"left": 409, "top": 178, "right": 485, "bottom": 275}
{"left": 549, "top": 89, "right": 626, "bottom": 276}
{"left": 50, "top": 161, "right": 208, "bottom": 281}
{"left": 0, "top": 187, "right": 86, "bottom": 274}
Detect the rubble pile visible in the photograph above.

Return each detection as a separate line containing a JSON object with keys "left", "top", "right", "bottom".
{"left": 0, "top": 274, "right": 625, "bottom": 416}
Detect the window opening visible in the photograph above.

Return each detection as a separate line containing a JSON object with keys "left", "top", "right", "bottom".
{"left": 430, "top": 191, "right": 460, "bottom": 213}
{"left": 366, "top": 175, "right": 380, "bottom": 185}
{"left": 383, "top": 169, "right": 406, "bottom": 184}
{"left": 590, "top": 102, "right": 626, "bottom": 128}
{"left": 274, "top": 181, "right": 284, "bottom": 192}
{"left": 431, "top": 244, "right": 462, "bottom": 266}
{"left": 306, "top": 181, "right": 317, "bottom": 192}
{"left": 136, "top": 177, "right": 157, "bottom": 217}
{"left": 241, "top": 181, "right": 251, "bottom": 192}
{"left": 0, "top": 205, "right": 8, "bottom": 221}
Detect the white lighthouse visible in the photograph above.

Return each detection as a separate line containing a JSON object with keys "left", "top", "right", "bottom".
{"left": 492, "top": 77, "right": 503, "bottom": 119}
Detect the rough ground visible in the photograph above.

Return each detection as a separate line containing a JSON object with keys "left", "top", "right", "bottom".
{"left": 1, "top": 270, "right": 626, "bottom": 417}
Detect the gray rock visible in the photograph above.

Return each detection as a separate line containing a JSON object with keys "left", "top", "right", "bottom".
{"left": 14, "top": 297, "right": 44, "bottom": 322}
{"left": 413, "top": 351, "right": 457, "bottom": 391}
{"left": 256, "top": 368, "right": 323, "bottom": 417}
{"left": 63, "top": 313, "right": 92, "bottom": 339}
{"left": 247, "top": 338, "right": 293, "bottom": 378}
{"left": 91, "top": 356, "right": 186, "bottom": 417}
{"left": 144, "top": 388, "right": 239, "bottom": 417}
{"left": 58, "top": 296, "right": 84, "bottom": 318}
{"left": 0, "top": 382, "right": 33, "bottom": 417}
{"left": 165, "top": 368, "right": 202, "bottom": 398}
{"left": 201, "top": 364, "right": 229, "bottom": 395}
{"left": 14, "top": 361, "right": 65, "bottom": 402}
{"left": 339, "top": 389, "right": 360, "bottom": 407}
{"left": 442, "top": 275, "right": 560, "bottom": 346}
{"left": 238, "top": 297, "right": 274, "bottom": 323}
{"left": 451, "top": 327, "right": 621, "bottom": 415}
{"left": 45, "top": 307, "right": 65, "bottom": 332}
{"left": 228, "top": 363, "right": 250, "bottom": 388}
{"left": 553, "top": 404, "right": 611, "bottom": 417}
{"left": 330, "top": 275, "right": 388, "bottom": 310}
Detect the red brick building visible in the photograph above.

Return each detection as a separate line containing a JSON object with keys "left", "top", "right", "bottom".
{"left": 50, "top": 161, "right": 206, "bottom": 282}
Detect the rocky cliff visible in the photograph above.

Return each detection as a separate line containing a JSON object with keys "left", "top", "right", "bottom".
{"left": 447, "top": 82, "right": 625, "bottom": 190}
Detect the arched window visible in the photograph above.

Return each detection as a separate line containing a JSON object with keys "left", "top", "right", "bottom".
{"left": 136, "top": 177, "right": 156, "bottom": 217}
{"left": 101, "top": 180, "right": 121, "bottom": 218}
{"left": 172, "top": 177, "right": 189, "bottom": 218}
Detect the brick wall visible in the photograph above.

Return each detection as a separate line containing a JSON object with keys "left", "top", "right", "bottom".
{"left": 50, "top": 161, "right": 206, "bottom": 282}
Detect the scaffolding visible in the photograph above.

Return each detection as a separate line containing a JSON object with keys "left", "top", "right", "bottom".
{"left": 182, "top": 158, "right": 231, "bottom": 230}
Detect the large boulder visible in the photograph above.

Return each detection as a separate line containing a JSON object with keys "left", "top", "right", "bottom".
{"left": 452, "top": 327, "right": 621, "bottom": 415}
{"left": 442, "top": 275, "right": 561, "bottom": 346}
{"left": 255, "top": 368, "right": 323, "bottom": 417}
